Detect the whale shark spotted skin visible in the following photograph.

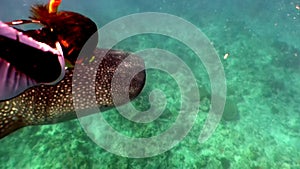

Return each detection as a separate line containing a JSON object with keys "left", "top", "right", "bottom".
{"left": 0, "top": 49, "right": 146, "bottom": 139}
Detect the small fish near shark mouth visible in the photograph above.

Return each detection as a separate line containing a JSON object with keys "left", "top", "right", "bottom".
{"left": 0, "top": 48, "right": 146, "bottom": 139}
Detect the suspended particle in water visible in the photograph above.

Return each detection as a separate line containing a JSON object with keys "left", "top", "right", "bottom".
{"left": 224, "top": 53, "right": 230, "bottom": 60}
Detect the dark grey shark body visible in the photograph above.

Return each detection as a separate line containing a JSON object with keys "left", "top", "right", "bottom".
{"left": 0, "top": 48, "right": 146, "bottom": 139}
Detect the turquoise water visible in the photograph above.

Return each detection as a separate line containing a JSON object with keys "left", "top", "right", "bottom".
{"left": 1, "top": 0, "right": 300, "bottom": 168}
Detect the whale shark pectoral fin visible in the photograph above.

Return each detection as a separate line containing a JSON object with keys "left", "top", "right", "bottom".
{"left": 0, "top": 115, "right": 27, "bottom": 139}
{"left": 0, "top": 100, "right": 29, "bottom": 139}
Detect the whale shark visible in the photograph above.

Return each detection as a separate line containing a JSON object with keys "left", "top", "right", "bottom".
{"left": 0, "top": 48, "right": 146, "bottom": 139}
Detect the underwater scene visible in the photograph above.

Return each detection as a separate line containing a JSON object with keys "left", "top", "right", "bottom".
{"left": 0, "top": 0, "right": 300, "bottom": 168}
